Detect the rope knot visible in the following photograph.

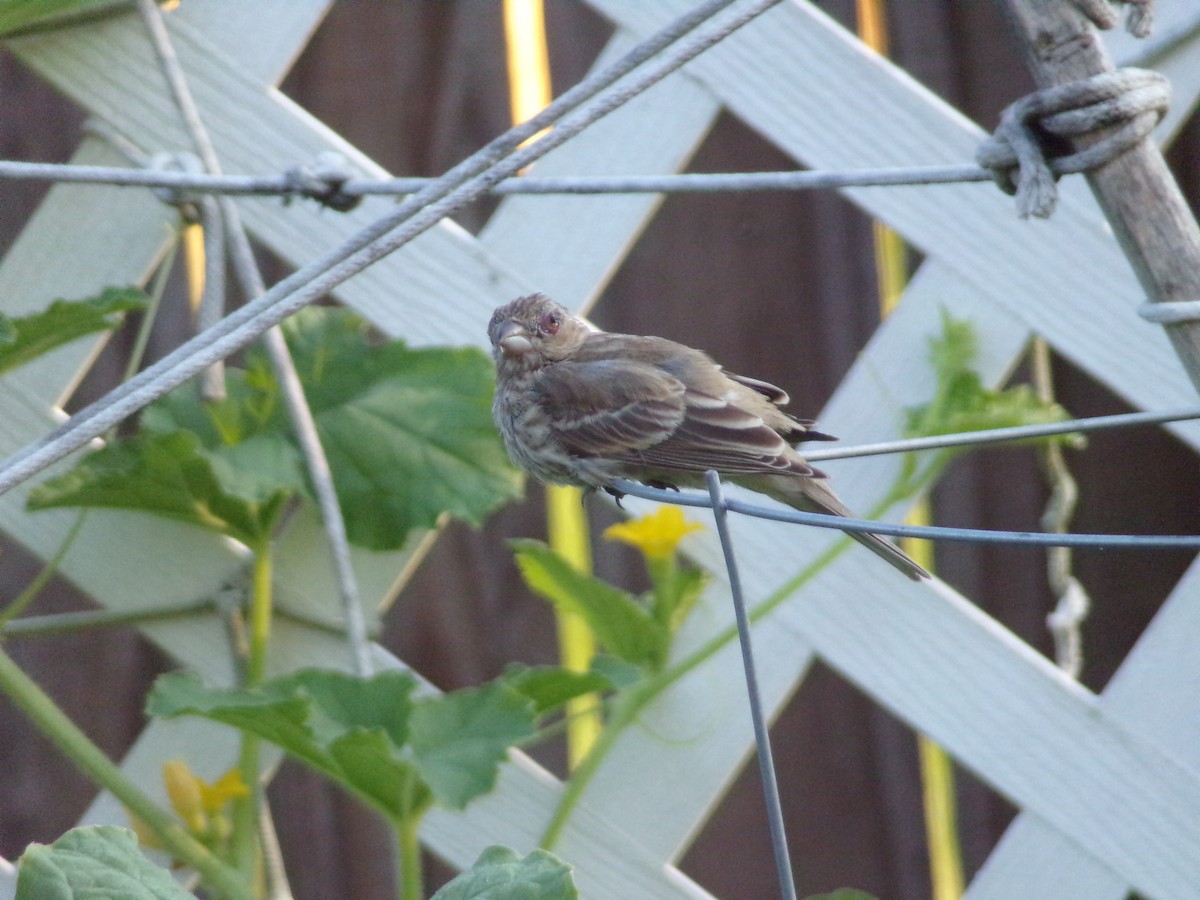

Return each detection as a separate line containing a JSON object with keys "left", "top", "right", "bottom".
{"left": 976, "top": 68, "right": 1168, "bottom": 218}
{"left": 283, "top": 151, "right": 361, "bottom": 212}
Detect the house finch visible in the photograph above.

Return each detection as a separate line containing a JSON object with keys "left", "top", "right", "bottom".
{"left": 488, "top": 294, "right": 929, "bottom": 581}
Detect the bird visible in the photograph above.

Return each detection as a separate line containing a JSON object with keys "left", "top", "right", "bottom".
{"left": 488, "top": 293, "right": 929, "bottom": 581}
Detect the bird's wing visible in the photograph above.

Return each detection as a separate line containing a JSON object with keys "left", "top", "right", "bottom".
{"left": 628, "top": 385, "right": 822, "bottom": 476}
{"left": 531, "top": 359, "right": 687, "bottom": 456}
{"left": 721, "top": 369, "right": 790, "bottom": 405}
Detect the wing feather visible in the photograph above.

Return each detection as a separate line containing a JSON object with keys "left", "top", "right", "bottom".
{"left": 531, "top": 339, "right": 823, "bottom": 477}
{"left": 531, "top": 359, "right": 686, "bottom": 456}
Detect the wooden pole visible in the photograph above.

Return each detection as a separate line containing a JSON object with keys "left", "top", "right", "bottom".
{"left": 999, "top": 0, "right": 1200, "bottom": 394}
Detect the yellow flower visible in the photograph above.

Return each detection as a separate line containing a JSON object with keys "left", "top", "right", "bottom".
{"left": 200, "top": 767, "right": 250, "bottom": 811}
{"left": 163, "top": 758, "right": 207, "bottom": 834}
{"left": 603, "top": 506, "right": 703, "bottom": 560}
{"left": 162, "top": 758, "right": 249, "bottom": 835}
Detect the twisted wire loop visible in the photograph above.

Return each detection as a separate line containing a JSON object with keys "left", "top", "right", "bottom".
{"left": 1070, "top": 0, "right": 1154, "bottom": 38}
{"left": 144, "top": 151, "right": 205, "bottom": 220}
{"left": 282, "top": 151, "right": 361, "bottom": 212}
{"left": 976, "top": 68, "right": 1169, "bottom": 218}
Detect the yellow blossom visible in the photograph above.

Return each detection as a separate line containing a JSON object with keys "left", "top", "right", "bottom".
{"left": 163, "top": 758, "right": 207, "bottom": 834}
{"left": 161, "top": 758, "right": 248, "bottom": 836}
{"left": 199, "top": 767, "right": 250, "bottom": 814}
{"left": 603, "top": 506, "right": 702, "bottom": 560}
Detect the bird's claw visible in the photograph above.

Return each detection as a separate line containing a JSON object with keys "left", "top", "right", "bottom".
{"left": 602, "top": 486, "right": 626, "bottom": 507}
{"left": 644, "top": 480, "right": 680, "bottom": 492}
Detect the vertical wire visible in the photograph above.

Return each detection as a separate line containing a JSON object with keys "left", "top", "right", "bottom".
{"left": 856, "top": 3, "right": 965, "bottom": 897}
{"left": 136, "top": 0, "right": 372, "bottom": 680}
{"left": 503, "top": 0, "right": 602, "bottom": 768}
{"left": 705, "top": 471, "right": 797, "bottom": 900}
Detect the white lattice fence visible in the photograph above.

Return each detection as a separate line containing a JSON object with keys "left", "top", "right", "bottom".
{"left": 1, "top": 1, "right": 1199, "bottom": 897}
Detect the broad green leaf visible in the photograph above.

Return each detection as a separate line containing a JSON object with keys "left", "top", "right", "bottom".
{"left": 147, "top": 671, "right": 327, "bottom": 768}
{"left": 279, "top": 667, "right": 417, "bottom": 748}
{"left": 143, "top": 307, "right": 523, "bottom": 549}
{"left": 275, "top": 308, "right": 523, "bottom": 549}
{"left": 431, "top": 846, "right": 577, "bottom": 900}
{"left": 26, "top": 431, "right": 291, "bottom": 547}
{"left": 142, "top": 375, "right": 304, "bottom": 504}
{"left": 149, "top": 669, "right": 535, "bottom": 817}
{"left": 588, "top": 655, "right": 645, "bottom": 691}
{"left": 16, "top": 826, "right": 194, "bottom": 900}
{"left": 0, "top": 287, "right": 147, "bottom": 375}
{"left": 410, "top": 682, "right": 537, "bottom": 809}
{"left": 328, "top": 730, "right": 433, "bottom": 821}
{"left": 143, "top": 367, "right": 284, "bottom": 450}
{"left": 512, "top": 539, "right": 668, "bottom": 671}
{"left": 149, "top": 670, "right": 428, "bottom": 819}
{"left": 500, "top": 664, "right": 614, "bottom": 715}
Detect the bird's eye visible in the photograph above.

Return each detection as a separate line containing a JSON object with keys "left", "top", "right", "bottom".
{"left": 538, "top": 310, "right": 561, "bottom": 335}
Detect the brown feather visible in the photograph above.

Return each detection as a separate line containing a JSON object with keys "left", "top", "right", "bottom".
{"left": 489, "top": 294, "right": 929, "bottom": 580}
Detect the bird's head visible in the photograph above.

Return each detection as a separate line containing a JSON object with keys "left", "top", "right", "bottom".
{"left": 488, "top": 294, "right": 590, "bottom": 372}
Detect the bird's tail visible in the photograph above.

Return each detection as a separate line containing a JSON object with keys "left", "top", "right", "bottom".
{"left": 749, "top": 474, "right": 930, "bottom": 582}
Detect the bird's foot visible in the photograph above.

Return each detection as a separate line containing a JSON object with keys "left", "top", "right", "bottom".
{"left": 644, "top": 480, "right": 680, "bottom": 492}
{"left": 601, "top": 485, "right": 626, "bottom": 507}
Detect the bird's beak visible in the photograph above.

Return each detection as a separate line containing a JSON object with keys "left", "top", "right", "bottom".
{"left": 496, "top": 320, "right": 534, "bottom": 356}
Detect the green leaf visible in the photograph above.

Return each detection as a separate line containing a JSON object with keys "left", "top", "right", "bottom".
{"left": 500, "top": 664, "right": 614, "bottom": 715}
{"left": 26, "top": 431, "right": 292, "bottom": 547}
{"left": 148, "top": 669, "right": 431, "bottom": 820}
{"left": 0, "top": 287, "right": 147, "bottom": 375}
{"left": 905, "top": 310, "right": 1083, "bottom": 449}
{"left": 16, "top": 826, "right": 195, "bottom": 900}
{"left": 29, "top": 304, "right": 521, "bottom": 550}
{"left": 512, "top": 539, "right": 668, "bottom": 671}
{"left": 274, "top": 308, "right": 523, "bottom": 549}
{"left": 588, "top": 655, "right": 645, "bottom": 691}
{"left": 649, "top": 564, "right": 707, "bottom": 637}
{"left": 142, "top": 374, "right": 304, "bottom": 504}
{"left": 410, "top": 682, "right": 538, "bottom": 809}
{"left": 431, "top": 846, "right": 577, "bottom": 900}
{"left": 148, "top": 669, "right": 536, "bottom": 818}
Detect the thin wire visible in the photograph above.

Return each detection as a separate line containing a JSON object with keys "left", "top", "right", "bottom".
{"left": 0, "top": 0, "right": 769, "bottom": 500}
{"left": 705, "top": 471, "right": 797, "bottom": 900}
{"left": 803, "top": 406, "right": 1200, "bottom": 462}
{"left": 229, "top": 224, "right": 375, "bottom": 678}
{"left": 137, "top": 0, "right": 374, "bottom": 677}
{"left": 609, "top": 479, "right": 1200, "bottom": 549}
{"left": 0, "top": 160, "right": 993, "bottom": 196}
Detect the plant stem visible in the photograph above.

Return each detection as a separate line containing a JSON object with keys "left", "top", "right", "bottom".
{"left": 539, "top": 459, "right": 939, "bottom": 849}
{"left": 0, "top": 510, "right": 88, "bottom": 628}
{"left": 2, "top": 597, "right": 213, "bottom": 638}
{"left": 395, "top": 815, "right": 423, "bottom": 900}
{"left": 0, "top": 647, "right": 250, "bottom": 899}
{"left": 541, "top": 541, "right": 841, "bottom": 850}
{"left": 230, "top": 543, "right": 273, "bottom": 884}
{"left": 121, "top": 231, "right": 180, "bottom": 387}
{"left": 246, "top": 544, "right": 273, "bottom": 687}
{"left": 539, "top": 687, "right": 641, "bottom": 851}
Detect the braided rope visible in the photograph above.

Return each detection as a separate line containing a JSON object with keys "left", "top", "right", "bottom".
{"left": 976, "top": 68, "right": 1168, "bottom": 218}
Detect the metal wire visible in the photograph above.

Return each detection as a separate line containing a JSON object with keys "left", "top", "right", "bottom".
{"left": 609, "top": 479, "right": 1200, "bottom": 549}
{"left": 0, "top": 159, "right": 993, "bottom": 198}
{"left": 705, "top": 472, "right": 797, "bottom": 900}
{"left": 0, "top": 0, "right": 777, "bottom": 499}
{"left": 804, "top": 406, "right": 1200, "bottom": 462}
{"left": 138, "top": 0, "right": 374, "bottom": 676}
